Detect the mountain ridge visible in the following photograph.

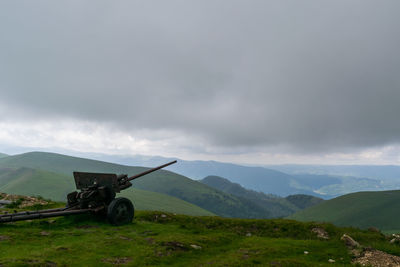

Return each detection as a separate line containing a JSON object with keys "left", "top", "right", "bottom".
{"left": 82, "top": 152, "right": 395, "bottom": 198}
{"left": 0, "top": 152, "right": 306, "bottom": 218}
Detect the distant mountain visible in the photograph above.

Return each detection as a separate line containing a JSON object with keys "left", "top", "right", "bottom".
{"left": 0, "top": 166, "right": 214, "bottom": 216}
{"left": 290, "top": 174, "right": 341, "bottom": 190}
{"left": 268, "top": 164, "right": 400, "bottom": 181}
{"left": 289, "top": 174, "right": 384, "bottom": 197}
{"left": 0, "top": 152, "right": 289, "bottom": 218}
{"left": 201, "top": 176, "right": 323, "bottom": 218}
{"left": 86, "top": 153, "right": 397, "bottom": 198}
{"left": 0, "top": 153, "right": 8, "bottom": 159}
{"left": 290, "top": 190, "right": 400, "bottom": 231}
{"left": 82, "top": 153, "right": 327, "bottom": 197}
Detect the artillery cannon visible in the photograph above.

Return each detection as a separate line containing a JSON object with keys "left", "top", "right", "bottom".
{"left": 0, "top": 160, "right": 177, "bottom": 225}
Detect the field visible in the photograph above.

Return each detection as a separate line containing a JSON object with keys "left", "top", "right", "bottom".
{"left": 1, "top": 203, "right": 400, "bottom": 266}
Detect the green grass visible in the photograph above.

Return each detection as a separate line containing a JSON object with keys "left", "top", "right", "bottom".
{"left": 0, "top": 168, "right": 75, "bottom": 200}
{"left": 0, "top": 208, "right": 398, "bottom": 266}
{"left": 290, "top": 190, "right": 400, "bottom": 232}
{"left": 120, "top": 188, "right": 215, "bottom": 216}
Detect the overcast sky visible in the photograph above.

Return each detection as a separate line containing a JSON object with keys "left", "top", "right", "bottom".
{"left": 1, "top": 1, "right": 400, "bottom": 165}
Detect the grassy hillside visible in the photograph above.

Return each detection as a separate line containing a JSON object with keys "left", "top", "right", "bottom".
{"left": 0, "top": 153, "right": 8, "bottom": 159}
{"left": 0, "top": 167, "right": 213, "bottom": 216}
{"left": 120, "top": 189, "right": 215, "bottom": 216}
{"left": 290, "top": 190, "right": 400, "bottom": 232}
{"left": 0, "top": 152, "right": 149, "bottom": 176}
{"left": 285, "top": 194, "right": 324, "bottom": 210}
{"left": 0, "top": 167, "right": 75, "bottom": 200}
{"left": 0, "top": 152, "right": 273, "bottom": 218}
{"left": 201, "top": 176, "right": 315, "bottom": 218}
{"left": 131, "top": 172, "right": 275, "bottom": 218}
{"left": 1, "top": 206, "right": 400, "bottom": 266}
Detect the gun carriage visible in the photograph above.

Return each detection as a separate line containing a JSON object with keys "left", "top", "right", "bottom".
{"left": 0, "top": 160, "right": 177, "bottom": 225}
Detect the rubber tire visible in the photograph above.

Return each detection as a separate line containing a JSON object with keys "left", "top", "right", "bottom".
{"left": 107, "top": 197, "right": 134, "bottom": 225}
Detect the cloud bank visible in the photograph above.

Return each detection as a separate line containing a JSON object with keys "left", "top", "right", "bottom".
{"left": 1, "top": 1, "right": 400, "bottom": 162}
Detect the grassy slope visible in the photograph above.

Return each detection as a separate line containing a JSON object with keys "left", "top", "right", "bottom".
{"left": 0, "top": 168, "right": 75, "bottom": 200}
{"left": 0, "top": 208, "right": 398, "bottom": 266}
{"left": 0, "top": 152, "right": 281, "bottom": 218}
{"left": 131, "top": 171, "right": 272, "bottom": 218}
{"left": 120, "top": 189, "right": 214, "bottom": 216}
{"left": 201, "top": 176, "right": 300, "bottom": 218}
{"left": 0, "top": 152, "right": 149, "bottom": 176}
{"left": 0, "top": 167, "right": 213, "bottom": 216}
{"left": 290, "top": 190, "right": 400, "bottom": 232}
{"left": 0, "top": 153, "right": 8, "bottom": 159}
{"left": 285, "top": 194, "right": 324, "bottom": 210}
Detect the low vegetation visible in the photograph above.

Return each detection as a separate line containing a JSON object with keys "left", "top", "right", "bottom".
{"left": 2, "top": 199, "right": 400, "bottom": 266}
{"left": 201, "top": 176, "right": 323, "bottom": 218}
{"left": 290, "top": 190, "right": 400, "bottom": 233}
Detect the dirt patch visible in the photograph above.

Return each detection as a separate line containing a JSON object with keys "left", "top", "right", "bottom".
{"left": 139, "top": 231, "right": 158, "bottom": 236}
{"left": 44, "top": 261, "right": 57, "bottom": 267}
{"left": 353, "top": 248, "right": 400, "bottom": 267}
{"left": 22, "top": 259, "right": 40, "bottom": 264}
{"left": 76, "top": 225, "right": 99, "bottom": 229}
{"left": 40, "top": 231, "right": 50, "bottom": 236}
{"left": 102, "top": 257, "right": 132, "bottom": 265}
{"left": 119, "top": 236, "right": 132, "bottom": 241}
{"left": 0, "top": 193, "right": 49, "bottom": 208}
{"left": 56, "top": 247, "right": 69, "bottom": 251}
{"left": 0, "top": 235, "right": 10, "bottom": 241}
{"left": 311, "top": 227, "right": 329, "bottom": 240}
{"left": 145, "top": 237, "right": 155, "bottom": 245}
{"left": 161, "top": 241, "right": 188, "bottom": 251}
{"left": 341, "top": 234, "right": 360, "bottom": 248}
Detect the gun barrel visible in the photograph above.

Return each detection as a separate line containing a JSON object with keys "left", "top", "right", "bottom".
{"left": 127, "top": 160, "right": 177, "bottom": 182}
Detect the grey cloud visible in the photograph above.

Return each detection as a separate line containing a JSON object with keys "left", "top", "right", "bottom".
{"left": 1, "top": 0, "right": 400, "bottom": 153}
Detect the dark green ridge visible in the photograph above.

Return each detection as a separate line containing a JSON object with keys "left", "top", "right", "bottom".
{"left": 290, "top": 190, "right": 400, "bottom": 232}
{"left": 201, "top": 176, "right": 323, "bottom": 218}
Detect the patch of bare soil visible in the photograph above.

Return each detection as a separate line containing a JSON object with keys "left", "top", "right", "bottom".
{"left": 161, "top": 241, "right": 189, "bottom": 251}
{"left": 0, "top": 235, "right": 10, "bottom": 241}
{"left": 341, "top": 234, "right": 400, "bottom": 267}
{"left": 0, "top": 193, "right": 49, "bottom": 208}
{"left": 101, "top": 257, "right": 132, "bottom": 265}
{"left": 311, "top": 227, "right": 329, "bottom": 239}
{"left": 353, "top": 248, "right": 400, "bottom": 267}
{"left": 76, "top": 225, "right": 99, "bottom": 229}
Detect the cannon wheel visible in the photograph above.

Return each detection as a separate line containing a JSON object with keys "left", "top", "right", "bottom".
{"left": 107, "top": 197, "right": 134, "bottom": 225}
